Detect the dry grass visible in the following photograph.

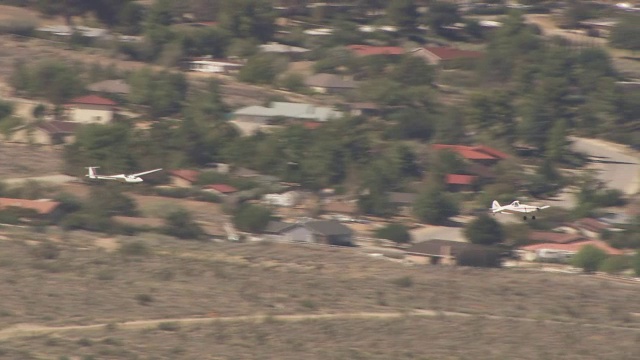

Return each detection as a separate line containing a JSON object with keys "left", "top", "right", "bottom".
{"left": 0, "top": 143, "right": 64, "bottom": 178}
{"left": 1, "top": 225, "right": 640, "bottom": 359}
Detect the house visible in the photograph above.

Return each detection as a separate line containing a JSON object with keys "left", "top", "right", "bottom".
{"left": 10, "top": 121, "right": 79, "bottom": 145}
{"left": 259, "top": 42, "right": 310, "bottom": 58}
{"left": 203, "top": 184, "right": 238, "bottom": 196}
{"left": 445, "top": 174, "right": 478, "bottom": 191}
{"left": 232, "top": 102, "right": 343, "bottom": 125}
{"left": 432, "top": 144, "right": 509, "bottom": 166}
{"left": 266, "top": 219, "right": 354, "bottom": 246}
{"left": 187, "top": 57, "right": 244, "bottom": 74}
{"left": 65, "top": 95, "right": 117, "bottom": 124}
{"left": 517, "top": 240, "right": 623, "bottom": 262}
{"left": 406, "top": 239, "right": 496, "bottom": 266}
{"left": 87, "top": 79, "right": 131, "bottom": 96}
{"left": 410, "top": 46, "right": 484, "bottom": 66}
{"left": 0, "top": 198, "right": 61, "bottom": 221}
{"left": 346, "top": 44, "right": 405, "bottom": 57}
{"left": 387, "top": 192, "right": 418, "bottom": 214}
{"left": 304, "top": 73, "right": 357, "bottom": 94}
{"left": 572, "top": 218, "right": 611, "bottom": 239}
{"left": 36, "top": 25, "right": 108, "bottom": 39}
{"left": 169, "top": 169, "right": 200, "bottom": 187}
{"left": 528, "top": 231, "right": 586, "bottom": 244}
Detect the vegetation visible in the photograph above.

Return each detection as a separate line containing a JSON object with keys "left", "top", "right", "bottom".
{"left": 162, "top": 208, "right": 204, "bottom": 240}
{"left": 571, "top": 245, "right": 608, "bottom": 273}
{"left": 374, "top": 223, "right": 411, "bottom": 245}
{"left": 413, "top": 185, "right": 459, "bottom": 225}
{"left": 232, "top": 204, "right": 273, "bottom": 233}
{"left": 464, "top": 214, "right": 504, "bottom": 246}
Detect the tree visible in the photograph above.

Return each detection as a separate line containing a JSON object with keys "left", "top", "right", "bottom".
{"left": 634, "top": 251, "right": 640, "bottom": 277}
{"left": 233, "top": 204, "right": 272, "bottom": 233}
{"left": 0, "top": 100, "right": 13, "bottom": 120}
{"left": 609, "top": 15, "right": 640, "bottom": 53}
{"left": 163, "top": 208, "right": 204, "bottom": 239}
{"left": 426, "top": 1, "right": 461, "bottom": 36}
{"left": 391, "top": 56, "right": 435, "bottom": 86}
{"left": 219, "top": 0, "right": 275, "bottom": 42}
{"left": 238, "top": 53, "right": 284, "bottom": 84}
{"left": 545, "top": 119, "right": 569, "bottom": 163}
{"left": 375, "top": 223, "right": 411, "bottom": 245}
{"left": 413, "top": 185, "right": 459, "bottom": 225}
{"left": 386, "top": 0, "right": 419, "bottom": 32}
{"left": 117, "top": 1, "right": 144, "bottom": 35}
{"left": 571, "top": 245, "right": 607, "bottom": 273}
{"left": 464, "top": 214, "right": 504, "bottom": 245}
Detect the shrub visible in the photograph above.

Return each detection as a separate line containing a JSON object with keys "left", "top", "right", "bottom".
{"left": 119, "top": 241, "right": 150, "bottom": 256}
{"left": 391, "top": 276, "right": 413, "bottom": 288}
{"left": 163, "top": 208, "right": 204, "bottom": 240}
{"left": 158, "top": 322, "right": 180, "bottom": 331}
{"left": 135, "top": 293, "right": 154, "bottom": 306}
{"left": 598, "top": 255, "right": 632, "bottom": 274}
{"left": 375, "top": 223, "right": 411, "bottom": 245}
{"left": 571, "top": 245, "right": 608, "bottom": 273}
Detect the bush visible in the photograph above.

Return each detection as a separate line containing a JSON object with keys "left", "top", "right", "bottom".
{"left": 464, "top": 214, "right": 505, "bottom": 246}
{"left": 375, "top": 223, "right": 411, "bottom": 245}
{"left": 119, "top": 241, "right": 150, "bottom": 256}
{"left": 233, "top": 204, "right": 272, "bottom": 233}
{"left": 163, "top": 208, "right": 204, "bottom": 240}
{"left": 31, "top": 241, "right": 60, "bottom": 260}
{"left": 571, "top": 245, "right": 608, "bottom": 273}
{"left": 135, "top": 293, "right": 154, "bottom": 306}
{"left": 598, "top": 255, "right": 632, "bottom": 274}
{"left": 391, "top": 276, "right": 413, "bottom": 288}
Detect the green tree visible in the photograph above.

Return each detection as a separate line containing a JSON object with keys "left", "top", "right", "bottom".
{"left": 598, "top": 255, "right": 631, "bottom": 274}
{"left": 163, "top": 208, "right": 204, "bottom": 239}
{"left": 219, "top": 0, "right": 275, "bottom": 42}
{"left": 426, "top": 1, "right": 461, "bottom": 36}
{"left": 375, "top": 223, "right": 411, "bottom": 245}
{"left": 0, "top": 100, "right": 13, "bottom": 120}
{"left": 233, "top": 204, "right": 273, "bottom": 233}
{"left": 609, "top": 14, "right": 640, "bottom": 53}
{"left": 464, "top": 214, "right": 504, "bottom": 245}
{"left": 413, "top": 184, "right": 459, "bottom": 225}
{"left": 466, "top": 91, "right": 516, "bottom": 144}
{"left": 545, "top": 119, "right": 569, "bottom": 162}
{"left": 571, "top": 245, "right": 607, "bottom": 273}
{"left": 386, "top": 0, "right": 419, "bottom": 32}
{"left": 633, "top": 251, "right": 640, "bottom": 277}
{"left": 117, "top": 1, "right": 144, "bottom": 35}
{"left": 238, "top": 53, "right": 284, "bottom": 84}
{"left": 184, "top": 79, "right": 228, "bottom": 125}
{"left": 391, "top": 56, "right": 435, "bottom": 86}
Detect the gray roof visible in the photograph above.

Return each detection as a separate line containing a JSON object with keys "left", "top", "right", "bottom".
{"left": 87, "top": 79, "right": 131, "bottom": 95}
{"left": 264, "top": 221, "right": 298, "bottom": 234}
{"left": 259, "top": 42, "right": 310, "bottom": 53}
{"left": 37, "top": 25, "right": 108, "bottom": 38}
{"left": 304, "top": 220, "right": 353, "bottom": 236}
{"left": 234, "top": 102, "right": 343, "bottom": 122}
{"left": 388, "top": 192, "right": 418, "bottom": 205}
{"left": 304, "top": 73, "right": 357, "bottom": 89}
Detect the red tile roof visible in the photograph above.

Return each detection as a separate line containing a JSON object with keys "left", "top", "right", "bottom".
{"left": 422, "top": 47, "right": 484, "bottom": 61}
{"left": 529, "top": 231, "right": 585, "bottom": 244}
{"left": 37, "top": 121, "right": 79, "bottom": 134}
{"left": 574, "top": 218, "right": 610, "bottom": 233}
{"left": 303, "top": 121, "right": 322, "bottom": 130}
{"left": 520, "top": 240, "right": 623, "bottom": 256}
{"left": 347, "top": 44, "right": 405, "bottom": 56}
{"left": 432, "top": 144, "right": 510, "bottom": 161}
{"left": 204, "top": 184, "right": 238, "bottom": 194}
{"left": 0, "top": 198, "right": 61, "bottom": 215}
{"left": 169, "top": 169, "right": 199, "bottom": 183}
{"left": 68, "top": 94, "right": 117, "bottom": 106}
{"left": 446, "top": 174, "right": 477, "bottom": 185}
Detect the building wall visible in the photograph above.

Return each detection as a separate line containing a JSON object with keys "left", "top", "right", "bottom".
{"left": 68, "top": 105, "right": 113, "bottom": 124}
{"left": 284, "top": 227, "right": 314, "bottom": 243}
{"left": 9, "top": 128, "right": 52, "bottom": 145}
{"left": 171, "top": 177, "right": 193, "bottom": 188}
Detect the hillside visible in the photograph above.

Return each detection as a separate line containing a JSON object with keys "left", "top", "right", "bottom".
{"left": 0, "top": 227, "right": 639, "bottom": 359}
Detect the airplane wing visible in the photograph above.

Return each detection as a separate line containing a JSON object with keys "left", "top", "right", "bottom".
{"left": 130, "top": 168, "right": 163, "bottom": 177}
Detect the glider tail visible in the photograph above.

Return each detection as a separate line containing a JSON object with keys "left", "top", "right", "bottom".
{"left": 85, "top": 166, "right": 99, "bottom": 178}
{"left": 492, "top": 200, "right": 500, "bottom": 210}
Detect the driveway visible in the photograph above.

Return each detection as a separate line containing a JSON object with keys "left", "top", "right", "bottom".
{"left": 569, "top": 136, "right": 640, "bottom": 196}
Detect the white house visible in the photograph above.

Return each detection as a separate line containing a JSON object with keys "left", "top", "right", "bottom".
{"left": 263, "top": 191, "right": 300, "bottom": 207}
{"left": 65, "top": 95, "right": 116, "bottom": 124}
{"left": 188, "top": 57, "right": 244, "bottom": 74}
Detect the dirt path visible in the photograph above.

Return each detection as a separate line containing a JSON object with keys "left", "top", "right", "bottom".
{"left": 2, "top": 309, "right": 639, "bottom": 340}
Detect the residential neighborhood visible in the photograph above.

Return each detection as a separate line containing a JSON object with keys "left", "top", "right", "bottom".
{"left": 0, "top": 0, "right": 639, "bottom": 358}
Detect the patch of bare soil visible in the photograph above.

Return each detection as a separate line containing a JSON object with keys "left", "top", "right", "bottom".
{"left": 0, "top": 142, "right": 64, "bottom": 179}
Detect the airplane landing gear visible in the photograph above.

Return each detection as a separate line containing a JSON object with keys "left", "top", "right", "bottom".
{"left": 523, "top": 215, "right": 527, "bottom": 220}
{"left": 532, "top": 215, "right": 536, "bottom": 220}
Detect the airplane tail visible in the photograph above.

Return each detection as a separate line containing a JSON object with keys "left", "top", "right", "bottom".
{"left": 85, "top": 166, "right": 99, "bottom": 178}
{"left": 491, "top": 200, "right": 500, "bottom": 210}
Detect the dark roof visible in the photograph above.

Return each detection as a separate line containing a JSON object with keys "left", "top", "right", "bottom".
{"left": 407, "top": 239, "right": 478, "bottom": 257}
{"left": 304, "top": 73, "right": 357, "bottom": 89}
{"left": 264, "top": 221, "right": 298, "bottom": 234}
{"left": 388, "top": 192, "right": 418, "bottom": 205}
{"left": 304, "top": 220, "right": 353, "bottom": 236}
{"left": 37, "top": 121, "right": 79, "bottom": 134}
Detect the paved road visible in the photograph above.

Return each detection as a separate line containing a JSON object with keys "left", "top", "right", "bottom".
{"left": 569, "top": 136, "right": 640, "bottom": 196}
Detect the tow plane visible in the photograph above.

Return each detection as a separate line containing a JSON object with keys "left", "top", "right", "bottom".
{"left": 491, "top": 200, "right": 550, "bottom": 220}
{"left": 85, "top": 167, "right": 162, "bottom": 183}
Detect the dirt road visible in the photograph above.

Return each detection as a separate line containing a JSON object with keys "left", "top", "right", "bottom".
{"left": 2, "top": 309, "right": 639, "bottom": 341}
